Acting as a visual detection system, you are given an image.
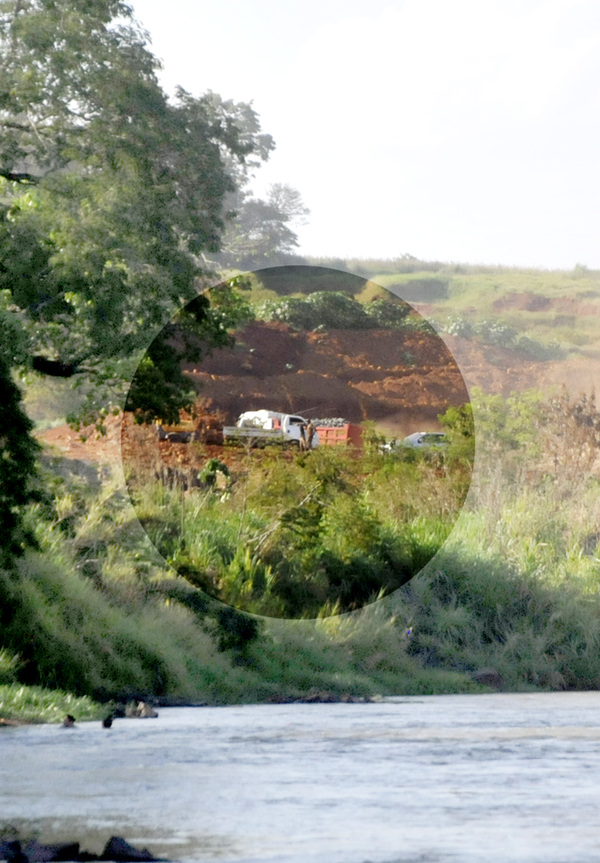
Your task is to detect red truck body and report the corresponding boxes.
[315,423,363,448]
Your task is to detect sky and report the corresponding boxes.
[130,0,600,269]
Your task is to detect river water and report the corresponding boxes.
[2,693,600,863]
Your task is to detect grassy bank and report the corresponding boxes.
[3,384,600,723]
[0,684,102,724]
[5,257,600,722]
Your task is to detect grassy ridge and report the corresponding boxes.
[305,256,600,353]
[4,260,600,721]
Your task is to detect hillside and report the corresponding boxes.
[361,262,600,396]
[183,319,469,435]
[36,303,596,466]
[13,260,600,713]
[36,259,600,466]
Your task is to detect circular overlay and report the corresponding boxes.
[122,265,474,620]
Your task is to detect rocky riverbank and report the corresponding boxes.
[0,836,165,863]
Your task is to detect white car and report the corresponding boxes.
[401,432,448,448]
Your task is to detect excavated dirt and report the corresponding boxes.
[36,316,600,466]
[39,413,125,465]
[182,321,469,429]
[441,335,600,397]
[492,291,600,317]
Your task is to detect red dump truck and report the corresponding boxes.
[313,421,363,448]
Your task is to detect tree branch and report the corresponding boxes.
[0,170,39,184]
[32,356,82,376]
[0,120,33,131]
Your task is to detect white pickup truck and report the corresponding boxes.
[223,410,319,448]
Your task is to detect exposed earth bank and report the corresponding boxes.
[37,317,598,463]
[181,321,469,431]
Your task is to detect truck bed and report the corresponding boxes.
[223,426,287,443]
[315,423,363,448]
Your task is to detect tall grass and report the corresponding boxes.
[0,684,102,723]
[125,441,469,619]
[5,382,600,722]
[0,648,21,684]
[377,388,600,690]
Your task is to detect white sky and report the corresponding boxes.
[130,0,600,269]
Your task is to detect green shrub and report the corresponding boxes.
[255,292,412,331]
[363,298,410,328]
[0,649,21,684]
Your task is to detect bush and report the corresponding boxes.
[363,298,410,328]
[0,649,21,684]
[436,316,564,360]
[256,292,412,331]
[441,315,474,338]
[214,605,262,653]
[256,292,369,330]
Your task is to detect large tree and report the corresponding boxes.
[0,0,273,354]
[217,182,310,269]
[0,0,274,557]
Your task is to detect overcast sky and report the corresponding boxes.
[130,0,600,269]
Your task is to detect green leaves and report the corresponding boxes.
[255,291,411,331]
[0,0,277,574]
[0,0,275,427]
[0,353,42,565]
[0,0,160,179]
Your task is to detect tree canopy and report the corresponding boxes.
[0,0,276,559]
[0,0,273,369]
[217,182,310,268]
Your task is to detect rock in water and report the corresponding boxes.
[101,836,158,862]
[22,840,80,862]
[0,836,167,863]
[472,667,505,690]
[0,840,28,863]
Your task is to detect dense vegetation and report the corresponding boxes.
[0,0,294,571]
[5,246,600,717]
[125,408,473,619]
[3,379,600,719]
[254,290,411,331]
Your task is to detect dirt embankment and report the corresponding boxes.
[183,321,469,430]
[442,335,600,397]
[37,314,597,465]
[492,291,600,317]
[411,292,600,397]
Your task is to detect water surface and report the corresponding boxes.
[3,692,600,862]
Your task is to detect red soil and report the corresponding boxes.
[36,317,599,466]
[182,321,468,429]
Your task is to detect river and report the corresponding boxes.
[2,692,600,863]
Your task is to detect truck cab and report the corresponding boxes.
[235,410,319,447]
